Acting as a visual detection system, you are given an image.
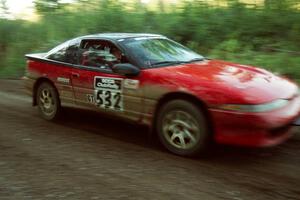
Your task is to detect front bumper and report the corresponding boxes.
[209,95,300,147]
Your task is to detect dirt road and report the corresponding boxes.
[0,80,299,200]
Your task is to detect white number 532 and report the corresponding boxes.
[95,90,123,111]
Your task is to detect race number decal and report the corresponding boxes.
[94,77,123,111]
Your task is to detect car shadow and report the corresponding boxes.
[54,107,300,162]
[56,107,154,148]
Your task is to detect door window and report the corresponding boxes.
[79,39,125,69]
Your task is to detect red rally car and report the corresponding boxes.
[25,33,300,156]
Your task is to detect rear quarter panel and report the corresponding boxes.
[26,56,75,105]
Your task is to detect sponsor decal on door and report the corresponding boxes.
[93,76,123,111]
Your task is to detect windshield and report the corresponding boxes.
[120,37,204,68]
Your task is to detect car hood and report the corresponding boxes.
[147,59,298,104]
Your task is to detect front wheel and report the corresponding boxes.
[156,100,211,156]
[36,82,61,121]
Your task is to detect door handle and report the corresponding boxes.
[71,72,80,78]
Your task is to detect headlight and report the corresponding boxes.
[218,99,289,112]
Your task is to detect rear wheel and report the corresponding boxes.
[156,100,210,156]
[36,82,61,121]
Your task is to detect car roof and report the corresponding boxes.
[78,33,164,41]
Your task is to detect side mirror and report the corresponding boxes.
[112,63,140,76]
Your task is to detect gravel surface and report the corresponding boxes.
[0,80,299,200]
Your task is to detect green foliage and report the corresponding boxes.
[0,0,299,81]
[34,0,61,14]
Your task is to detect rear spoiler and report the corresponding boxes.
[25,52,75,68]
[25,53,47,60]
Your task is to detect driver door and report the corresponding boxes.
[71,39,144,121]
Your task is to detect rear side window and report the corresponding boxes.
[47,39,80,64]
[65,40,80,64]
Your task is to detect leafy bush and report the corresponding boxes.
[0,0,299,82]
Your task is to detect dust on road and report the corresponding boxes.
[0,80,299,200]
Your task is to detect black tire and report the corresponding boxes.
[36,82,61,121]
[156,99,210,157]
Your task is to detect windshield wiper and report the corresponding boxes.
[151,61,184,67]
[150,58,205,67]
[185,58,205,63]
